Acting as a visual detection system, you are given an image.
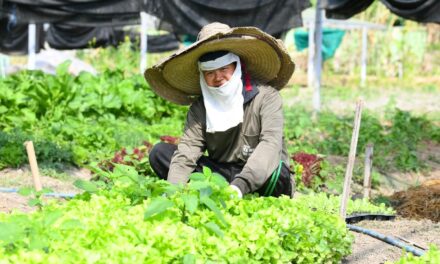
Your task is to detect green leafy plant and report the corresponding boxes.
[284,106,439,177]
[0,129,74,170]
[143,167,231,234]
[0,66,186,167]
[1,178,355,263]
[18,187,55,209]
[0,156,397,263]
[389,245,440,264]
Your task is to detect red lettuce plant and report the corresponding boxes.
[291,152,323,187]
[160,135,180,145]
[97,140,153,177]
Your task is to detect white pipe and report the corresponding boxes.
[361,27,368,87]
[313,2,324,114]
[140,11,148,74]
[307,21,315,88]
[28,23,36,70]
[0,55,9,77]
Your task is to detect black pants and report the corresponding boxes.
[149,142,294,197]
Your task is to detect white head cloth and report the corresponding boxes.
[199,52,243,133]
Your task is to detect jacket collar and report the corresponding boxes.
[242,78,259,104]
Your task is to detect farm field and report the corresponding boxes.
[1,10,440,261]
[0,63,439,262]
[2,0,440,261]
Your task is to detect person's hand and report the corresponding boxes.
[229,184,242,199]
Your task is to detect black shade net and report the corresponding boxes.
[1,0,142,26]
[321,0,374,20]
[144,0,311,37]
[0,18,44,54]
[46,24,125,49]
[46,24,179,52]
[380,0,440,23]
[321,0,440,23]
[2,0,438,54]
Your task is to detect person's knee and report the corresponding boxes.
[149,142,162,164]
[149,142,176,164]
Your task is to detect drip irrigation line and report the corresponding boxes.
[345,213,395,224]
[347,224,425,256]
[0,187,76,198]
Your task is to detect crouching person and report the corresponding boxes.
[145,22,295,198]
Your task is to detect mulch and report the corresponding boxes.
[389,179,440,222]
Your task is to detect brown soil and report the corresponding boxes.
[0,193,34,213]
[0,166,91,213]
[343,219,440,264]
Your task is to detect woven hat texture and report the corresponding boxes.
[144,22,295,105]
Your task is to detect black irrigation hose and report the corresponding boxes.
[345,213,395,224]
[347,224,425,256]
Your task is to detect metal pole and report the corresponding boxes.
[28,23,36,70]
[140,11,148,74]
[313,0,324,114]
[0,55,8,77]
[307,21,315,88]
[361,27,368,87]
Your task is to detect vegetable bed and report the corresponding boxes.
[0,166,392,263]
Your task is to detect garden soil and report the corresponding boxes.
[343,219,440,264]
[0,167,90,213]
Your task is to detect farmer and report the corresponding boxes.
[145,22,295,198]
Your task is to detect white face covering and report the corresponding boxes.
[199,52,244,133]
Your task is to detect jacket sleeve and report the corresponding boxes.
[167,102,206,184]
[231,88,284,194]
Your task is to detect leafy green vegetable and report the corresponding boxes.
[144,197,175,219]
[389,245,440,264]
[73,179,99,193]
[0,166,394,263]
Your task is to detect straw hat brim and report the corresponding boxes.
[144,27,295,105]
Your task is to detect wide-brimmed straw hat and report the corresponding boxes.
[144,22,295,105]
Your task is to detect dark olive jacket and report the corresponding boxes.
[167,84,289,194]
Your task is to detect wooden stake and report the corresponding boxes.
[24,141,42,191]
[363,143,374,199]
[395,235,428,251]
[340,100,363,218]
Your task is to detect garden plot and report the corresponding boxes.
[0,67,439,262]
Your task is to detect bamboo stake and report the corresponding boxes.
[363,143,374,199]
[24,141,42,191]
[340,100,363,218]
[395,235,428,251]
